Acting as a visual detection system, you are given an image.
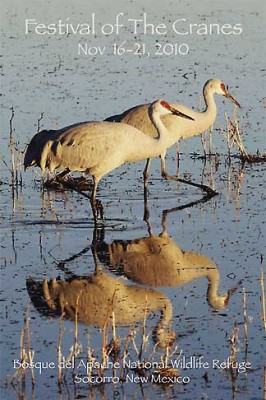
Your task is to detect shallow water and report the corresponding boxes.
[1,1,265,399]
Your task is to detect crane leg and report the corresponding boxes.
[143,158,151,221]
[143,158,151,190]
[161,156,171,181]
[56,168,71,179]
[143,191,155,236]
[143,179,150,223]
[91,178,98,223]
[176,142,180,173]
[90,177,104,223]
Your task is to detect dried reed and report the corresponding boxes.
[11,308,35,387]
[86,333,93,381]
[37,112,44,132]
[8,108,23,187]
[229,322,239,371]
[25,308,35,386]
[57,312,64,387]
[242,288,248,345]
[73,293,80,379]
[224,112,249,160]
[139,296,149,361]
[9,107,15,184]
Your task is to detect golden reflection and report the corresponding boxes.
[26,206,237,352]
[26,246,175,349]
[97,208,236,311]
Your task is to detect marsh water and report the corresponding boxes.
[1,0,265,399]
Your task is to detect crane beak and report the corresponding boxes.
[224,88,241,108]
[224,282,241,306]
[170,106,195,121]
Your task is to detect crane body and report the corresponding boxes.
[24,100,193,220]
[106,79,241,181]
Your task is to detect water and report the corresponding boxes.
[1,0,265,399]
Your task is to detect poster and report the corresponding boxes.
[1,0,265,399]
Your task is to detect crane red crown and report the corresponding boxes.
[220,83,226,92]
[160,100,171,109]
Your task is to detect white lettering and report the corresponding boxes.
[172,19,188,35]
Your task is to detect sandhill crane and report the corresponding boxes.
[106,79,240,188]
[26,250,175,348]
[97,207,237,310]
[103,235,230,310]
[24,100,193,221]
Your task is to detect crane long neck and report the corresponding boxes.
[126,107,172,163]
[206,267,225,309]
[203,87,217,118]
[207,268,220,296]
[149,110,168,142]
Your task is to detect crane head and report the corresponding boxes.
[220,82,241,107]
[155,100,194,120]
[206,79,241,108]
[208,281,240,310]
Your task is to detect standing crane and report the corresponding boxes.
[105,79,241,190]
[24,100,194,221]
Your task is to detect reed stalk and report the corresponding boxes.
[11,309,34,388]
[101,322,108,377]
[9,107,15,185]
[229,322,239,368]
[73,297,79,378]
[25,308,35,386]
[224,112,234,161]
[37,112,44,132]
[224,111,249,160]
[57,312,64,387]
[242,288,248,345]
[86,333,93,381]
[138,296,148,361]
